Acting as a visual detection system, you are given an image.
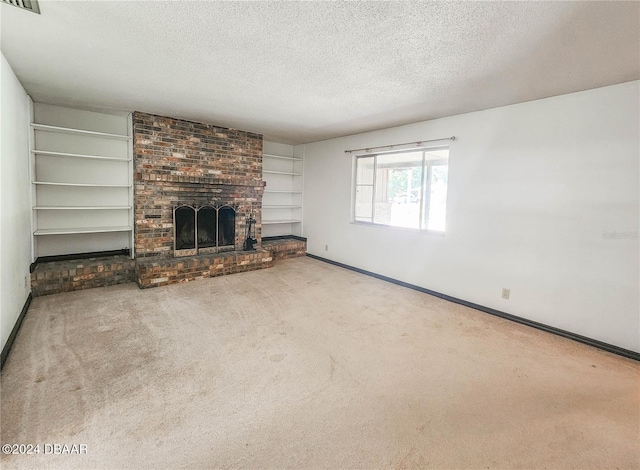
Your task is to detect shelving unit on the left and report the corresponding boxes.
[29,103,134,260]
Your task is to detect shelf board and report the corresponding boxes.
[32,150,130,162]
[31,123,131,141]
[263,153,303,161]
[263,171,303,176]
[33,182,130,188]
[263,205,302,209]
[262,219,302,225]
[34,226,133,236]
[34,206,132,210]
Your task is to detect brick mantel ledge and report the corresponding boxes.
[134,172,265,188]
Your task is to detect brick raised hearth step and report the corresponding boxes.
[261,237,307,260]
[29,241,303,295]
[135,249,274,288]
[31,255,136,297]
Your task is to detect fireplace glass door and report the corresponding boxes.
[174,205,236,256]
[175,206,196,251]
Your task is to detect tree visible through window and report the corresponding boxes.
[354,147,449,231]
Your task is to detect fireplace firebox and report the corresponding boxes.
[174,205,236,256]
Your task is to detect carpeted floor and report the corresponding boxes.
[1,257,638,469]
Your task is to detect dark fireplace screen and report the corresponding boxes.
[174,205,235,255]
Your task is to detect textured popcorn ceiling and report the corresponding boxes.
[1,1,638,144]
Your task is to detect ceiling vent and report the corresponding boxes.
[2,0,40,14]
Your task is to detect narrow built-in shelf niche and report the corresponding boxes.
[29,102,134,259]
[261,142,303,237]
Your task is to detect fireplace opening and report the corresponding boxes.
[175,206,196,250]
[218,206,235,247]
[197,206,217,248]
[174,205,236,256]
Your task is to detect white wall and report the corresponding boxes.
[1,52,32,352]
[298,81,640,353]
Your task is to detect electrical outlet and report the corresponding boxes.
[502,288,510,300]
[325,244,328,251]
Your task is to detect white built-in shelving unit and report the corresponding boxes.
[29,103,134,259]
[261,143,303,237]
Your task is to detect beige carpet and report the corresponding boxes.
[1,257,638,469]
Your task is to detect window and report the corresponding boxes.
[354,147,449,231]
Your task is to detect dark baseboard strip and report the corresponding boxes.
[31,249,131,272]
[262,235,307,242]
[1,293,33,371]
[306,253,640,362]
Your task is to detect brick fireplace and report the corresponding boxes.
[132,112,273,287]
[30,111,307,297]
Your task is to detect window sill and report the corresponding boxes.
[351,220,445,236]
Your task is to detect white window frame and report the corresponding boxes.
[351,145,450,233]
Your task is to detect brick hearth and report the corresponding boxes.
[262,237,307,260]
[31,256,136,296]
[30,236,307,296]
[136,250,273,288]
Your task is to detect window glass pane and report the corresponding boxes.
[353,147,449,231]
[422,155,449,231]
[356,156,375,185]
[355,185,373,221]
[355,156,375,221]
[424,148,449,161]
[374,151,422,229]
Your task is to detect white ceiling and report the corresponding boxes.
[2,1,638,145]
